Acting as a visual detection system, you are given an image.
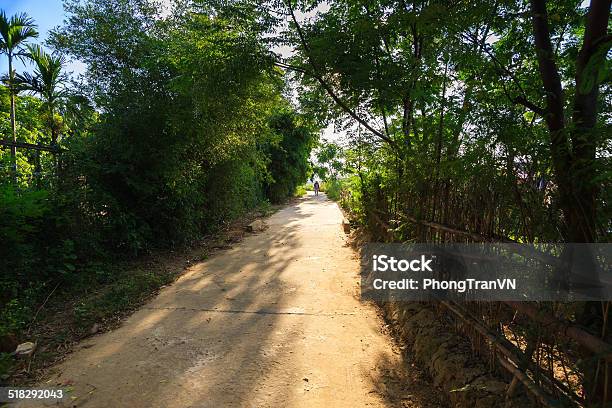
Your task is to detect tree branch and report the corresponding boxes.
[273,60,311,75]
[529,0,566,132]
[512,95,547,116]
[463,31,547,118]
[283,0,396,148]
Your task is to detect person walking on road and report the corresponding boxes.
[314,181,320,196]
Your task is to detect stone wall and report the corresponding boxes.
[381,301,534,408]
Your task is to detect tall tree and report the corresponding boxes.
[15,45,67,145]
[0,10,38,179]
[529,0,611,243]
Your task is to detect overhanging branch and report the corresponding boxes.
[462,32,547,118]
[283,0,397,148]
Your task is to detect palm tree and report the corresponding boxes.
[0,10,38,177]
[15,45,67,145]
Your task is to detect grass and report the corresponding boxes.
[72,268,175,327]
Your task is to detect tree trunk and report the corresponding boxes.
[529,0,575,238]
[402,94,413,143]
[8,53,18,184]
[530,0,610,243]
[530,0,611,402]
[571,0,611,403]
[568,0,611,243]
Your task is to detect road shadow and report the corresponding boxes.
[36,200,314,407]
[25,193,439,408]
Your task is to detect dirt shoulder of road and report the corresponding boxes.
[6,199,291,387]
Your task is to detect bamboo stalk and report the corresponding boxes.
[497,355,556,408]
[441,300,584,406]
[506,302,612,363]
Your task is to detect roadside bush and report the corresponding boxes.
[266,110,316,203]
[321,179,342,201]
[294,184,307,197]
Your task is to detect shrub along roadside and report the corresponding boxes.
[294,185,307,197]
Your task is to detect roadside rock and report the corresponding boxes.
[342,218,351,234]
[15,342,36,358]
[246,219,266,232]
[90,323,100,335]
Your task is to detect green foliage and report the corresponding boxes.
[14,44,68,143]
[320,179,342,201]
[294,184,307,197]
[0,352,12,378]
[266,109,317,203]
[0,186,49,289]
[313,141,343,181]
[0,11,38,55]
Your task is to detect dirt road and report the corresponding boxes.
[24,192,444,407]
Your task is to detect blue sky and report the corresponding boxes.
[0,0,85,76]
